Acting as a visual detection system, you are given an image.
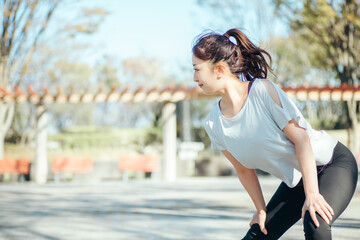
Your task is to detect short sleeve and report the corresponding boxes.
[258,80,310,131]
[204,119,226,150]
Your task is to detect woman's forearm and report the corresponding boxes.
[221,150,266,213]
[295,139,319,195]
[237,169,267,212]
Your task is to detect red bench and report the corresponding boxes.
[118,155,159,180]
[0,158,30,181]
[52,156,93,182]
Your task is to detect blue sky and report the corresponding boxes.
[76,0,200,62]
[44,0,289,129]
[58,0,287,77]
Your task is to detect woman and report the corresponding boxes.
[192,28,358,239]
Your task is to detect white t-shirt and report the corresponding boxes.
[204,79,338,188]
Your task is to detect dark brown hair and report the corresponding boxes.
[192,28,272,81]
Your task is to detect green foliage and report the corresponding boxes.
[193,126,211,147]
[48,125,162,149]
[274,0,360,85]
[274,0,360,152]
[144,127,162,145]
[307,118,348,130]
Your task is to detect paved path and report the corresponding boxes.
[0,176,359,240]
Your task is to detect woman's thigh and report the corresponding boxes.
[303,142,358,239]
[242,182,305,240]
[317,142,358,221]
[242,142,358,240]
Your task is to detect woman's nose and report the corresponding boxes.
[193,72,198,82]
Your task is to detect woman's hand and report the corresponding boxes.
[302,193,334,227]
[250,209,268,235]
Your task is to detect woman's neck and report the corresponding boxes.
[220,78,248,106]
[218,77,250,118]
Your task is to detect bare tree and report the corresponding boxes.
[0,0,61,158]
[0,0,109,157]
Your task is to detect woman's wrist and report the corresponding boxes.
[305,191,320,198]
[304,183,320,196]
[257,208,267,214]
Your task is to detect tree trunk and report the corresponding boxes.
[346,99,360,155]
[0,102,15,159]
[348,124,360,156]
[34,104,48,184]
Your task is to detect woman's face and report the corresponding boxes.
[192,54,221,95]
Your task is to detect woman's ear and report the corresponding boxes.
[215,62,226,79]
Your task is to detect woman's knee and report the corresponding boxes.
[303,211,331,240]
[242,224,267,240]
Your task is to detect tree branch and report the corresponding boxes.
[16,1,59,86]
[8,0,22,53]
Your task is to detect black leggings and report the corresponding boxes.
[242,142,358,240]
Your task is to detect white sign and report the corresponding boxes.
[178,141,204,161]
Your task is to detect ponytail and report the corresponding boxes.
[192,28,272,81]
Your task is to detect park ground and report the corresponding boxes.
[0,175,359,240]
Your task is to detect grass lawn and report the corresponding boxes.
[3,129,357,162]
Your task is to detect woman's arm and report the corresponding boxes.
[221,150,267,234]
[283,120,334,227]
[262,79,334,227]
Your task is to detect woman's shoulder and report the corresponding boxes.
[203,100,221,128]
[251,79,282,102]
[252,78,274,90]
[249,78,270,97]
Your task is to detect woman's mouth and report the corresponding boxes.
[198,83,204,88]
